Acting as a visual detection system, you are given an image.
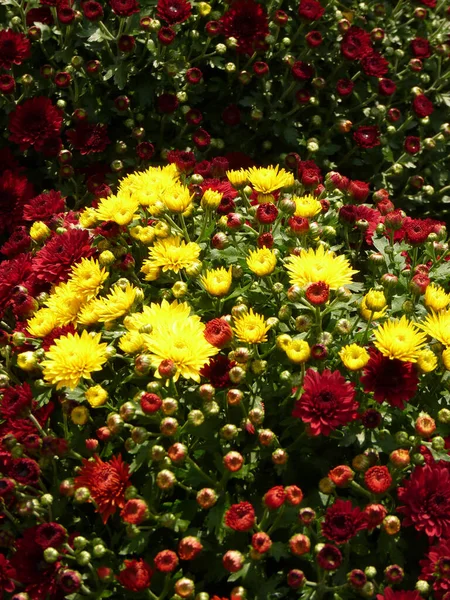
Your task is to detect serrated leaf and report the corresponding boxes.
[269,541,288,562]
[114,62,128,90]
[119,531,150,554]
[382,146,394,163]
[227,562,250,582]
[283,125,298,146]
[87,29,105,42]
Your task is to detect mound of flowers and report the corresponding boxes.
[1,158,450,599]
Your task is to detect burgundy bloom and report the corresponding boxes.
[200,355,235,388]
[117,559,153,591]
[0,74,15,95]
[0,29,31,70]
[157,0,191,24]
[8,97,63,153]
[253,60,269,76]
[378,78,397,96]
[136,141,155,161]
[316,545,342,570]
[298,0,324,20]
[361,408,382,429]
[291,61,314,81]
[23,190,65,222]
[117,34,135,52]
[221,0,269,55]
[256,202,278,224]
[192,128,211,149]
[360,348,418,409]
[264,486,286,509]
[296,89,311,104]
[58,7,75,23]
[411,37,431,59]
[412,94,434,118]
[224,501,255,531]
[341,26,372,61]
[365,465,392,494]
[109,0,140,17]
[0,253,35,318]
[361,51,389,77]
[211,157,229,178]
[420,537,450,599]
[0,382,33,419]
[154,550,179,572]
[75,454,131,523]
[26,6,54,25]
[404,136,421,154]
[0,226,31,258]
[185,67,203,84]
[10,457,41,485]
[306,30,323,47]
[292,369,359,436]
[298,159,322,186]
[82,0,104,20]
[353,125,381,148]
[305,281,329,305]
[66,122,110,155]
[322,499,367,544]
[336,78,354,97]
[157,92,179,114]
[377,591,420,600]
[398,462,450,539]
[0,553,16,597]
[222,104,241,126]
[35,522,66,549]
[167,149,195,173]
[403,217,444,245]
[347,180,371,203]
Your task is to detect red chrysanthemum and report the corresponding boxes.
[298,0,324,20]
[360,348,418,409]
[140,393,162,414]
[336,78,355,97]
[378,78,397,96]
[322,499,368,544]
[0,253,35,318]
[412,94,434,118]
[121,499,149,524]
[264,486,286,509]
[0,382,33,419]
[82,0,104,20]
[0,29,31,70]
[200,355,236,388]
[0,226,31,258]
[75,454,131,523]
[0,169,35,235]
[420,537,450,599]
[404,136,421,155]
[291,60,314,81]
[376,590,421,600]
[361,51,389,77]
[204,318,233,348]
[364,465,392,494]
[305,281,329,305]
[32,228,95,285]
[298,159,322,185]
[398,462,450,539]
[348,180,371,203]
[157,93,179,114]
[0,553,16,597]
[35,522,66,549]
[316,544,342,570]
[109,0,140,17]
[8,97,63,153]
[41,324,76,351]
[157,0,191,24]
[178,536,203,560]
[154,550,179,572]
[353,125,381,148]
[66,122,110,155]
[221,0,269,55]
[9,457,41,485]
[117,559,153,591]
[224,501,256,531]
[292,369,359,436]
[23,190,65,222]
[256,202,278,224]
[411,37,431,59]
[341,26,372,61]
[402,217,444,246]
[26,6,54,25]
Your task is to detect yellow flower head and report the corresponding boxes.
[285,339,310,364]
[45,282,84,326]
[125,300,193,333]
[293,194,322,219]
[227,169,249,189]
[41,330,108,389]
[373,316,427,362]
[201,189,223,210]
[424,283,450,312]
[95,283,138,325]
[246,247,277,277]
[119,330,145,354]
[360,297,387,322]
[339,344,370,371]
[69,258,108,303]
[27,308,58,337]
[201,266,233,297]
[95,190,139,226]
[141,263,161,282]
[145,236,201,274]
[364,289,387,312]
[77,299,101,326]
[78,207,98,229]
[71,406,90,425]
[285,245,358,290]
[197,1,211,16]
[135,226,156,245]
[30,221,51,242]
[85,384,109,407]
[119,164,179,215]
[442,348,450,370]
[247,165,294,196]
[164,182,194,214]
[416,348,438,373]
[233,308,271,344]
[419,310,450,346]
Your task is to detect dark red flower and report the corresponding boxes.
[305,281,329,305]
[296,89,311,104]
[222,104,241,126]
[200,355,235,388]
[0,253,35,318]
[109,0,140,17]
[341,26,372,61]
[118,34,135,53]
[398,462,450,539]
[0,553,16,597]
[322,499,367,544]
[221,0,269,55]
[210,157,229,178]
[10,457,41,485]
[41,324,76,351]
[0,226,31,258]
[336,78,355,97]
[8,97,63,153]
[121,498,149,524]
[82,0,104,20]
[158,26,176,45]
[292,369,359,436]
[26,6,54,25]
[58,7,75,23]
[361,51,389,77]
[403,217,443,245]
[66,122,110,155]
[154,550,179,572]
[23,190,65,222]
[0,29,31,70]
[192,128,211,149]
[316,545,342,570]
[35,523,66,549]
[204,319,233,348]
[256,202,278,224]
[253,60,269,76]
[117,559,153,591]
[289,215,309,234]
[298,160,322,185]
[0,382,33,419]
[298,0,324,20]
[404,136,421,154]
[347,180,371,203]
[252,532,272,553]
[136,142,155,161]
[140,393,162,414]
[353,125,381,148]
[378,78,397,96]
[264,486,286,509]
[376,591,420,600]
[412,94,434,118]
[411,37,431,59]
[157,0,191,24]
[361,408,382,429]
[417,0,435,6]
[33,228,94,285]
[185,67,202,84]
[420,537,450,599]
[0,74,15,94]
[157,92,179,114]
[75,455,131,523]
[306,30,323,47]
[225,501,255,531]
[291,61,314,81]
[365,465,392,493]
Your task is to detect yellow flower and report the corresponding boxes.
[201,189,223,210]
[41,330,108,389]
[45,282,84,326]
[339,344,370,371]
[95,283,138,324]
[164,182,194,213]
[125,300,193,332]
[419,310,450,346]
[140,263,161,282]
[247,166,294,201]
[293,194,322,219]
[77,300,101,326]
[78,207,98,229]
[99,250,115,266]
[69,258,108,303]
[285,245,358,290]
[285,339,310,364]
[201,266,233,297]
[424,283,450,312]
[233,308,271,344]
[136,226,156,245]
[364,289,387,312]
[119,330,145,354]
[29,221,51,242]
[27,308,58,337]
[442,348,450,370]
[198,1,211,16]
[145,236,201,274]
[85,385,108,407]
[360,297,387,322]
[227,169,249,189]
[119,164,179,215]
[416,348,438,373]
[17,351,38,371]
[71,406,89,425]
[246,247,277,277]
[373,316,427,362]
[95,190,139,226]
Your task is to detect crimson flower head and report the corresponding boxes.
[256,202,278,224]
[379,78,397,96]
[23,190,65,222]
[353,125,381,148]
[322,499,368,544]
[157,0,192,24]
[264,486,286,509]
[347,180,370,203]
[200,355,235,388]
[305,281,329,306]
[8,97,63,153]
[376,590,421,600]
[292,369,359,436]
[224,501,255,531]
[204,318,233,348]
[121,499,149,524]
[336,78,355,97]
[291,61,314,81]
[364,466,392,494]
[0,553,16,597]
[154,550,179,572]
[361,51,389,77]
[404,136,421,154]
[66,122,110,155]
[298,0,325,20]
[0,382,33,419]
[109,0,140,17]
[412,94,434,118]
[35,522,66,549]
[411,37,431,59]
[341,26,372,61]
[420,537,450,599]
[316,544,342,570]
[221,0,269,55]
[75,454,131,523]
[0,29,31,70]
[117,559,153,591]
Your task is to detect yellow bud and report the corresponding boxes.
[85,385,109,408]
[198,1,211,16]
[364,289,387,312]
[17,351,38,372]
[71,406,90,425]
[99,250,115,266]
[29,221,51,242]
[201,189,223,210]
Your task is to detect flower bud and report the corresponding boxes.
[196,488,217,509]
[156,469,176,490]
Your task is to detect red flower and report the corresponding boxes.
[75,454,131,523]
[289,215,309,234]
[136,141,155,160]
[117,559,153,591]
[364,503,387,529]
[420,537,450,599]
[225,501,256,531]
[322,499,368,544]
[361,51,389,77]
[157,92,179,113]
[204,318,233,348]
[82,0,104,20]
[192,128,211,149]
[306,30,323,47]
[404,136,421,154]
[1,226,31,258]
[316,545,342,570]
[341,26,372,61]
[109,0,140,17]
[403,217,443,245]
[33,228,94,285]
[66,122,110,155]
[305,281,329,305]
[0,553,16,597]
[121,499,149,524]
[158,26,176,45]
[285,485,303,505]
[35,522,66,549]
[8,97,62,153]
[140,393,162,414]
[329,465,354,487]
[264,486,286,509]
[360,348,418,409]
[0,382,33,419]
[378,78,397,96]
[0,29,30,70]
[291,61,314,81]
[154,550,179,572]
[200,356,235,388]
[0,74,15,94]
[23,190,65,222]
[157,0,191,24]
[376,590,420,600]
[10,457,41,485]
[364,465,392,494]
[167,149,195,173]
[298,0,325,20]
[412,94,434,118]
[411,37,431,59]
[353,125,381,148]
[256,203,278,224]
[292,369,359,436]
[41,324,76,351]
[178,536,203,560]
[336,78,354,97]
[347,180,371,203]
[252,532,272,553]
[0,253,35,319]
[222,104,241,126]
[398,463,450,539]
[221,0,269,55]
[258,232,274,248]
[26,6,54,25]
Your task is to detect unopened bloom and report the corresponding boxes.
[201,266,232,297]
[339,344,370,371]
[246,247,277,276]
[85,385,108,407]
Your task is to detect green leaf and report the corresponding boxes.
[227,562,250,582]
[87,29,105,42]
[119,531,150,554]
[283,125,299,146]
[382,146,394,163]
[114,63,128,90]
[270,541,288,562]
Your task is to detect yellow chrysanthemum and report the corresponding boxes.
[41,330,108,389]
[95,283,138,324]
[373,316,427,362]
[227,169,249,189]
[360,297,387,322]
[145,236,201,274]
[364,289,387,312]
[119,330,145,354]
[233,308,271,344]
[125,300,193,332]
[76,299,101,326]
[416,348,438,373]
[164,182,194,213]
[95,190,139,226]
[45,282,84,326]
[201,189,223,210]
[135,226,156,245]
[246,247,277,277]
[69,258,108,303]
[85,384,109,407]
[285,245,358,290]
[78,207,98,229]
[247,165,294,197]
[27,308,59,337]
[424,283,450,312]
[293,194,322,219]
[419,310,450,346]
[339,344,370,371]
[442,348,450,370]
[119,164,179,215]
[142,317,218,383]
[141,263,161,282]
[201,266,233,297]
[285,339,310,364]
[71,406,90,425]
